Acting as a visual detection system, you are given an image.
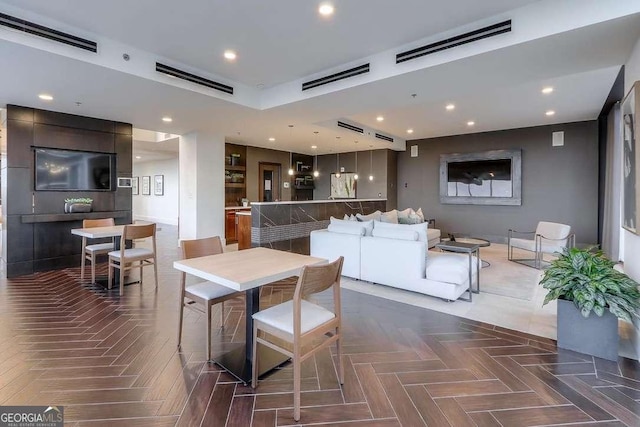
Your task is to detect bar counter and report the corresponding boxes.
[250,198,386,254]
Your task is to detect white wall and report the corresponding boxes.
[623,36,640,359]
[133,158,179,225]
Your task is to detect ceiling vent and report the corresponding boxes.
[302,64,370,91]
[337,121,364,134]
[396,20,511,64]
[375,133,394,143]
[156,62,234,95]
[0,12,97,52]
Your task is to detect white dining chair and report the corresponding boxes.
[108,223,158,296]
[81,218,115,284]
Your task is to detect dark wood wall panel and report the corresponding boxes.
[3,105,132,277]
[33,123,115,152]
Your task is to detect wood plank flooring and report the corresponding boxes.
[1,226,639,426]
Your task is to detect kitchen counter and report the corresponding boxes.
[225,206,251,210]
[251,198,385,206]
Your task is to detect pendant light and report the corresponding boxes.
[369,146,374,181]
[354,149,359,180]
[335,152,341,178]
[313,131,320,177]
[288,124,294,175]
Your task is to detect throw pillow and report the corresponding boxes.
[380,209,399,224]
[399,213,423,224]
[356,211,381,222]
[396,208,412,222]
[372,227,419,241]
[327,223,365,236]
[416,207,425,222]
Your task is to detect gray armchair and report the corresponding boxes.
[508,221,575,269]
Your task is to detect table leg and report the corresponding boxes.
[245,287,260,367]
[475,248,480,293]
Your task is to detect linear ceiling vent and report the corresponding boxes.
[396,20,511,64]
[375,133,394,143]
[302,64,370,91]
[0,12,97,52]
[337,121,364,134]
[156,62,234,95]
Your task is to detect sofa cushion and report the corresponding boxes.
[372,227,418,241]
[356,211,381,222]
[380,209,399,224]
[342,213,357,221]
[426,252,477,285]
[374,220,430,243]
[427,228,441,243]
[327,223,365,236]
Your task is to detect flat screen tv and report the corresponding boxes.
[34,147,116,191]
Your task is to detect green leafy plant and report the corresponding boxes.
[64,197,93,204]
[540,247,640,322]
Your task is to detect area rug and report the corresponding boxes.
[457,243,543,301]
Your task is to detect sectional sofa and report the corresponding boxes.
[310,218,479,301]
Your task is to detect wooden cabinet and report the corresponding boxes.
[225,143,247,207]
[237,212,251,250]
[225,210,237,243]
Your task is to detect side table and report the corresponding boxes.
[435,241,480,302]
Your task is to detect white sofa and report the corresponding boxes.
[310,220,478,301]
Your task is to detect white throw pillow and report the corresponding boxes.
[397,208,412,222]
[374,220,428,243]
[327,223,365,236]
[380,210,399,224]
[356,211,381,222]
[415,208,425,222]
[343,214,357,221]
[372,227,418,241]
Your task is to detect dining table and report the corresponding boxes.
[173,247,326,384]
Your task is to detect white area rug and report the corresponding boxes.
[469,243,543,301]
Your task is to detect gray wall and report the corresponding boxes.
[314,149,395,208]
[397,121,599,244]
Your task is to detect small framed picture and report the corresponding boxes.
[132,177,139,195]
[154,175,164,196]
[142,176,151,195]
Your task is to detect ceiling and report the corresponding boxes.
[0,1,639,156]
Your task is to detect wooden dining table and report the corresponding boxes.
[173,247,326,383]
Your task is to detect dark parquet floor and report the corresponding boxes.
[1,225,639,426]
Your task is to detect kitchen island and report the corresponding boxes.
[250,199,386,254]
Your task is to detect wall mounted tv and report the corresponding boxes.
[34,147,116,191]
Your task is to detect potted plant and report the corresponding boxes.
[540,247,640,361]
[64,197,93,213]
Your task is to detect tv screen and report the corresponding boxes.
[34,148,115,191]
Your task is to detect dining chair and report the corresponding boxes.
[81,218,115,284]
[508,221,575,269]
[251,256,344,422]
[108,223,158,296]
[177,236,244,361]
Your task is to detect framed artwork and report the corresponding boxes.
[131,177,139,195]
[622,81,639,234]
[142,176,151,195]
[330,173,357,199]
[154,175,164,196]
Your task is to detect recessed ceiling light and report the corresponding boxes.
[38,94,53,101]
[407,129,414,134]
[311,145,317,149]
[545,110,556,116]
[376,116,384,122]
[162,117,172,123]
[542,87,554,94]
[318,3,334,16]
[135,156,141,159]
[224,50,237,60]
[268,137,275,142]
[446,104,455,111]
[467,121,475,126]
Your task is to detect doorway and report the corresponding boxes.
[259,162,281,202]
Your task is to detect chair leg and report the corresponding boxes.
[107,261,113,290]
[119,265,125,297]
[81,252,86,281]
[140,261,144,285]
[336,328,344,385]
[293,347,301,421]
[177,296,185,350]
[153,257,159,290]
[251,323,258,389]
[206,302,212,362]
[91,253,96,284]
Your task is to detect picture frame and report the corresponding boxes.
[132,176,139,195]
[154,175,164,196]
[622,81,639,235]
[142,176,151,195]
[330,173,357,199]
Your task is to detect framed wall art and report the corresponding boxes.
[132,176,139,195]
[154,175,164,196]
[142,176,151,195]
[330,173,357,199]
